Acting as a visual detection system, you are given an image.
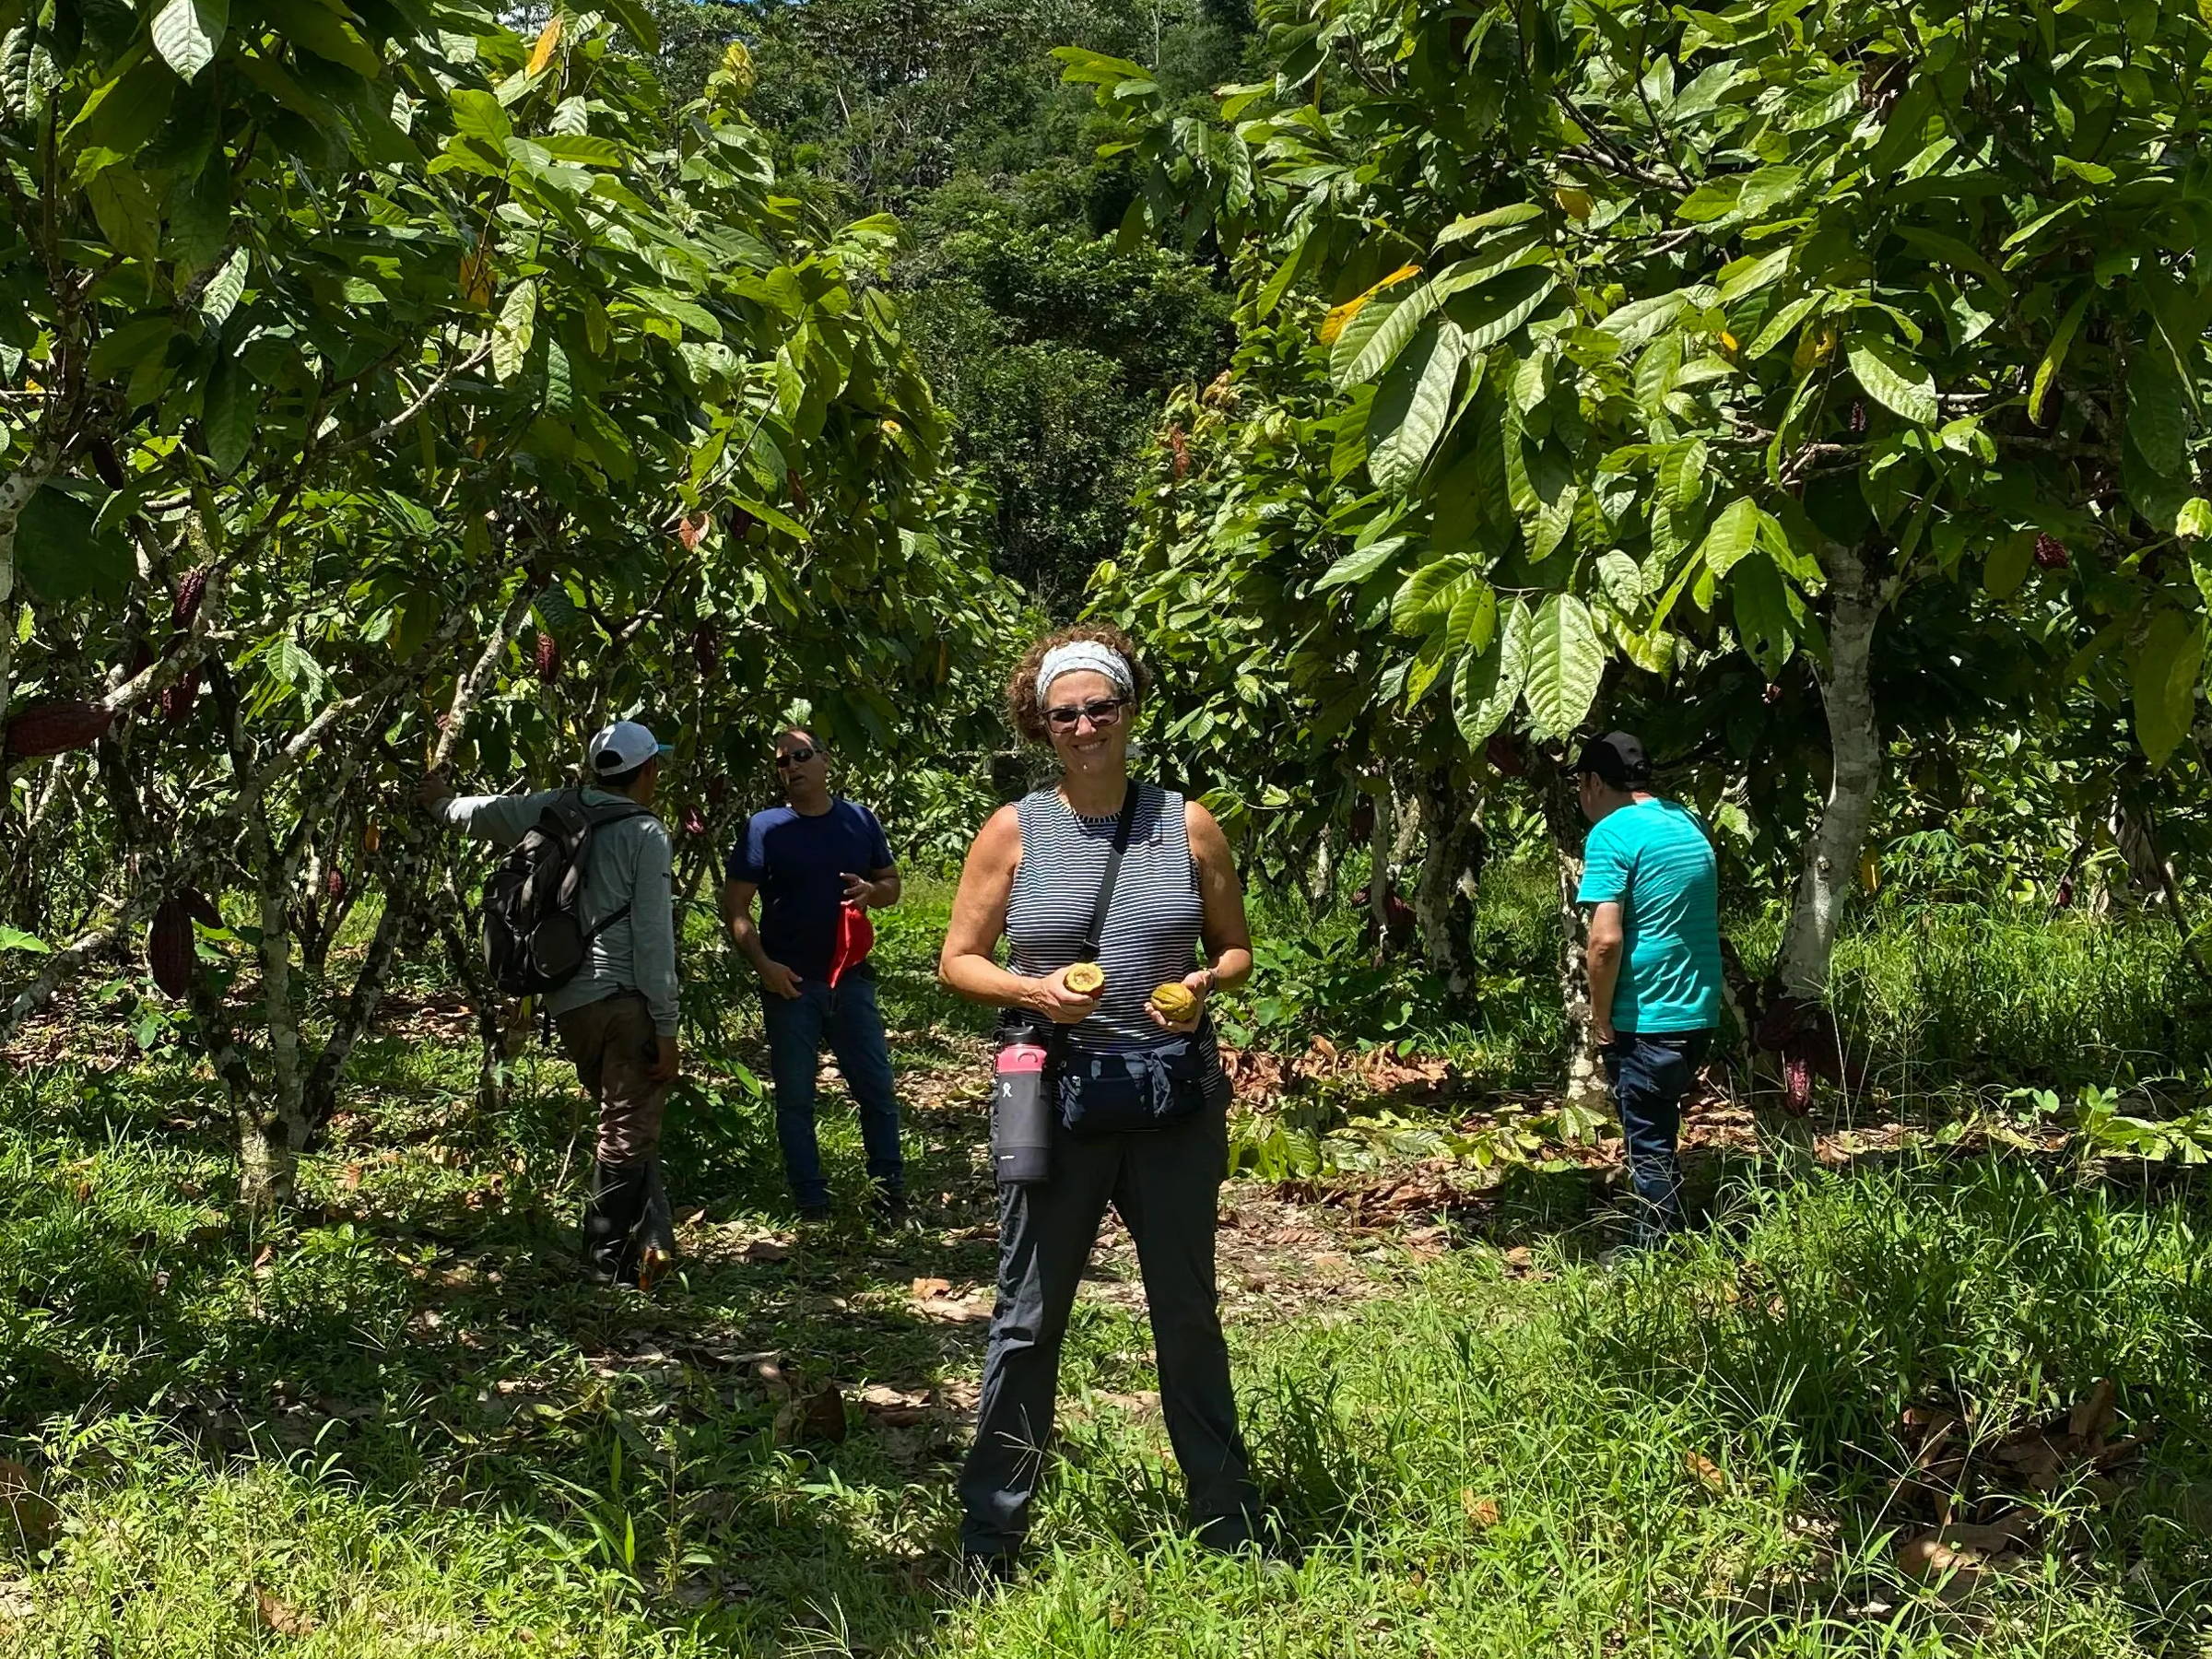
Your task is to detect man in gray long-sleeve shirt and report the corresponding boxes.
[418,719,683,1285]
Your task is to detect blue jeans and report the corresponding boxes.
[1599,1030,1712,1247]
[759,967,903,1208]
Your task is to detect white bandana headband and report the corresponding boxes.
[1035,641,1134,706]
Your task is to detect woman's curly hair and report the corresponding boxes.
[1005,622,1152,747]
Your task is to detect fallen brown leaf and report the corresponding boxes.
[253,1586,319,1635]
[913,1294,993,1324]
[740,1239,790,1265]
[1460,1488,1500,1528]
[2068,1378,2116,1450]
[911,1277,951,1298]
[1684,1452,1727,1493]
[773,1383,848,1445]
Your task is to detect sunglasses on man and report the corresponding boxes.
[1043,697,1129,731]
[774,747,820,767]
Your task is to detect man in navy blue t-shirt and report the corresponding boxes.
[724,727,905,1220]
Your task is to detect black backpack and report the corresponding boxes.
[482,789,650,995]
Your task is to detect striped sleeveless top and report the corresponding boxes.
[1006,782,1205,1054]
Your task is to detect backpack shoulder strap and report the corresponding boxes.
[1077,782,1142,963]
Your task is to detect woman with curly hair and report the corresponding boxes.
[938,622,1261,1577]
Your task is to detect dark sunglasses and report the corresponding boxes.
[1043,697,1129,731]
[774,747,819,767]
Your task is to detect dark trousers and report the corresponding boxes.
[759,966,903,1209]
[1599,1029,1712,1246]
[959,1103,1258,1556]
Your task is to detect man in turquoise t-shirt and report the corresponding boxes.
[1571,732,1722,1247]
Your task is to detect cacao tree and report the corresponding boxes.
[0,0,1015,1208]
[1069,0,2212,1061]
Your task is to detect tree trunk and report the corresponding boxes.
[1774,538,1882,1004]
[1539,771,1608,1112]
[1366,780,1394,962]
[1413,767,1483,1003]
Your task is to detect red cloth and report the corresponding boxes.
[827,902,875,986]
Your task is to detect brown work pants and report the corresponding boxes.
[556,992,669,1164]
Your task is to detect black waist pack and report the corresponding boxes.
[1055,1025,1229,1137]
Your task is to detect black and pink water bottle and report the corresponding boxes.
[993,1019,1053,1186]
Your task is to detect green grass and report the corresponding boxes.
[4,1089,2208,1655]
[4,874,2211,1654]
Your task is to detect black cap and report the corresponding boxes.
[1567,731,1651,788]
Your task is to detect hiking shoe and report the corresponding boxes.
[870,1188,909,1222]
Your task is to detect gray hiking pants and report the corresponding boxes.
[958,1102,1259,1555]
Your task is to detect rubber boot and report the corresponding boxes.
[581,1160,651,1284]
[635,1161,677,1290]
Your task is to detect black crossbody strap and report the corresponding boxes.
[1078,782,1141,962]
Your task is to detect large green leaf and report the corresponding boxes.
[151,0,227,81]
[1391,554,1477,633]
[16,484,132,605]
[1523,593,1604,738]
[1453,597,1530,746]
[492,279,537,382]
[2133,608,2205,770]
[1729,550,1795,677]
[2128,349,2190,480]
[1846,332,1937,427]
[1336,284,1442,388]
[1312,535,1408,592]
[202,352,253,475]
[265,0,381,76]
[1366,322,1463,493]
[1698,496,1761,578]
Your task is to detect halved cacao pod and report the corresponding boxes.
[1065,962,1106,997]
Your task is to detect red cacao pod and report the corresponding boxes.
[125,643,156,679]
[1486,732,1526,778]
[171,567,210,631]
[692,623,720,677]
[535,632,560,685]
[681,806,707,837]
[2033,533,2069,570]
[727,507,758,541]
[705,773,729,807]
[4,700,114,759]
[326,868,347,903]
[161,669,199,724]
[147,898,196,998]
